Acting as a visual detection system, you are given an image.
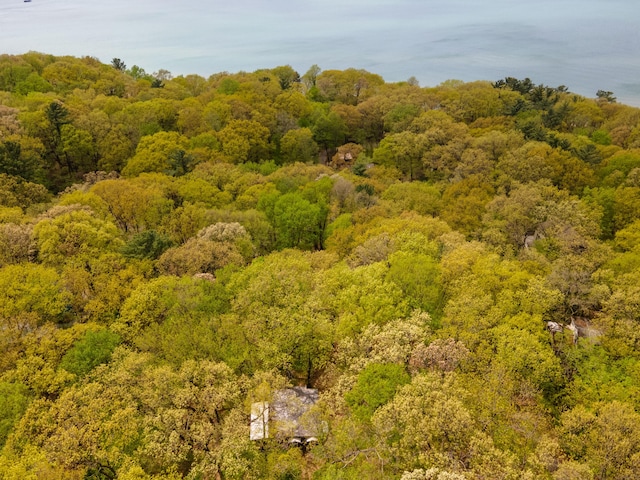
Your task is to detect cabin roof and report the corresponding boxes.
[250,387,319,441]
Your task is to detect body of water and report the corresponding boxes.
[1,0,639,106]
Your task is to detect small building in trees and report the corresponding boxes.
[330,143,363,169]
[250,387,321,445]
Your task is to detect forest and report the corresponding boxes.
[1,52,640,479]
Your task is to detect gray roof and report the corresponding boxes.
[250,387,320,441]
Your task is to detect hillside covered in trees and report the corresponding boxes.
[2,52,640,479]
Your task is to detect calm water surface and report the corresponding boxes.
[1,0,639,106]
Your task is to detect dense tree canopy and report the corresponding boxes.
[1,53,640,479]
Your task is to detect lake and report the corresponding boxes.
[1,0,639,106]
